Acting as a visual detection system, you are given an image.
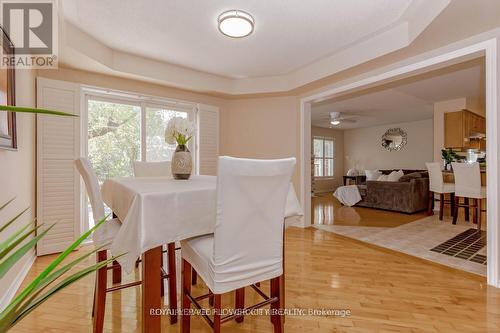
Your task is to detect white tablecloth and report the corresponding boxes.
[101,175,302,272]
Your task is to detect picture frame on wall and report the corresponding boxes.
[0,25,16,150]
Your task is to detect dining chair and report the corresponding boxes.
[451,162,486,230]
[133,160,171,177]
[180,156,295,333]
[76,158,177,332]
[426,162,455,220]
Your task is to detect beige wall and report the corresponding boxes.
[311,126,344,192]
[221,96,300,188]
[344,119,434,172]
[0,68,37,306]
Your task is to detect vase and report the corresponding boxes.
[172,144,192,179]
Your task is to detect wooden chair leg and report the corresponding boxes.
[209,290,214,306]
[439,193,444,220]
[472,199,478,224]
[167,242,178,324]
[477,199,482,231]
[213,294,222,333]
[450,193,455,218]
[181,259,192,333]
[235,288,245,323]
[191,269,198,285]
[427,191,434,215]
[464,197,470,221]
[112,260,122,284]
[270,276,283,333]
[453,196,459,225]
[93,250,107,333]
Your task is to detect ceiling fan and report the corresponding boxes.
[328,111,357,126]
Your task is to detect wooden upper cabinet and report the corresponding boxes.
[444,111,465,149]
[444,110,486,150]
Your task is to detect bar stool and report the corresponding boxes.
[181,156,295,333]
[76,158,178,333]
[451,162,486,230]
[426,162,455,220]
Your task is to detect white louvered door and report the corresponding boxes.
[196,104,219,175]
[36,77,81,256]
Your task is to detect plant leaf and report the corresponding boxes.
[12,258,117,327]
[0,222,38,261]
[0,224,53,279]
[0,198,15,211]
[0,105,77,117]
[0,207,29,233]
[1,215,109,316]
[17,245,110,312]
[29,244,107,296]
[0,221,33,253]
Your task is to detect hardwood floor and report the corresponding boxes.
[9,227,500,333]
[313,193,427,227]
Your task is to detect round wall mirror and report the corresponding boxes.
[381,128,407,151]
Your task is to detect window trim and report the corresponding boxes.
[313,136,335,178]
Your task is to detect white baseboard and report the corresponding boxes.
[0,252,36,311]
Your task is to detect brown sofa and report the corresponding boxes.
[355,169,429,214]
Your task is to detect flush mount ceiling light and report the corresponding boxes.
[218,10,254,38]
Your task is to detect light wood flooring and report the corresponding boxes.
[313,193,428,227]
[9,227,500,333]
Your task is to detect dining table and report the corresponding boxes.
[101,175,302,332]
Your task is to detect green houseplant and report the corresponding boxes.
[441,148,462,170]
[0,106,118,332]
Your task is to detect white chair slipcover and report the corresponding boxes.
[451,162,486,199]
[133,161,171,177]
[75,157,121,248]
[181,156,295,294]
[426,162,455,194]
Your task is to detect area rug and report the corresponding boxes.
[314,215,487,276]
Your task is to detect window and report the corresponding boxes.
[85,94,193,229]
[86,99,192,183]
[313,136,334,177]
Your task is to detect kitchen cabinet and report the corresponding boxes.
[444,109,486,150]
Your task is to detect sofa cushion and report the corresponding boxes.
[377,174,389,181]
[365,169,382,181]
[387,170,404,182]
[357,185,367,196]
[399,172,422,182]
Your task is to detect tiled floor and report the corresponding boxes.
[313,194,487,276]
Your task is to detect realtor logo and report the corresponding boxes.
[0,0,58,68]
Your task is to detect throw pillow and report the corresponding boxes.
[365,169,382,181]
[387,170,404,182]
[377,174,389,181]
[399,172,422,182]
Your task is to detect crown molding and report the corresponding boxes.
[59,0,450,96]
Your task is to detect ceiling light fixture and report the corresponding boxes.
[218,10,254,38]
[330,120,340,125]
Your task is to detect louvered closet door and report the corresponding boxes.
[196,104,219,175]
[36,78,81,256]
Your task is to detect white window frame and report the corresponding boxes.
[313,136,335,179]
[80,88,197,233]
